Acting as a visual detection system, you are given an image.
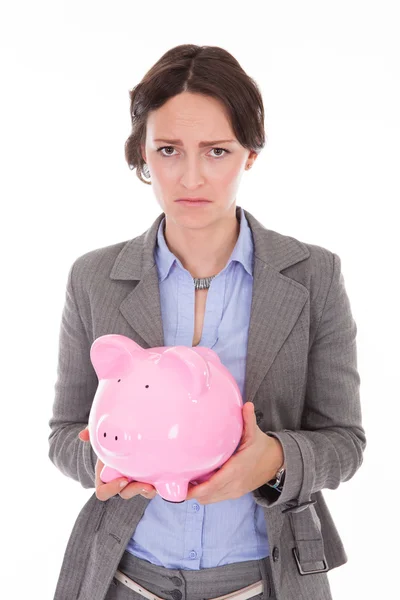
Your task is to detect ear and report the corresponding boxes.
[247,150,258,167]
[158,346,211,398]
[90,334,144,379]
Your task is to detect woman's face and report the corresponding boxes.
[141,91,257,230]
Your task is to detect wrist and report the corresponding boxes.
[265,435,285,489]
[271,436,285,471]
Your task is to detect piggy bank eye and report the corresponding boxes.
[145,385,149,388]
[117,379,121,382]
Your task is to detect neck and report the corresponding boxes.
[163,209,240,278]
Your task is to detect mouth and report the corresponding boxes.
[175,198,212,206]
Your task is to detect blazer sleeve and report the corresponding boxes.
[48,259,98,489]
[253,252,367,509]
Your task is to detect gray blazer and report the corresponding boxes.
[48,207,366,600]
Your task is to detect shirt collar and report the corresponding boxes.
[155,206,254,282]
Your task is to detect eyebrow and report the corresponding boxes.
[154,138,236,147]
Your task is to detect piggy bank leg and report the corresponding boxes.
[100,465,133,484]
[154,480,189,503]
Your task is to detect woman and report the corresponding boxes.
[49,44,366,600]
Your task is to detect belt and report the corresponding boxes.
[114,569,264,600]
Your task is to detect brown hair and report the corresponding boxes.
[124,44,266,185]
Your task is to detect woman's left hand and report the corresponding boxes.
[185,402,284,504]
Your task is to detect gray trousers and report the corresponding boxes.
[104,550,277,600]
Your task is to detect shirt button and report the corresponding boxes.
[189,551,197,559]
[192,503,200,511]
[272,546,280,562]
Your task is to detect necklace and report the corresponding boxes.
[193,275,216,290]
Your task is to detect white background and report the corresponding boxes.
[1,1,399,598]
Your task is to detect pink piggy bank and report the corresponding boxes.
[88,334,243,502]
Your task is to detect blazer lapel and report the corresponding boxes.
[110,214,165,348]
[243,209,310,405]
[244,254,308,405]
[109,208,310,411]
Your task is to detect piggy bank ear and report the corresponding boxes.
[158,346,211,398]
[90,334,144,379]
[190,346,221,366]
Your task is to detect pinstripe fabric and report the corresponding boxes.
[48,206,366,600]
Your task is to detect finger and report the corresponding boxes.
[95,468,130,501]
[185,483,197,500]
[78,427,90,442]
[119,482,157,500]
[94,459,126,501]
[94,458,157,501]
[96,477,131,501]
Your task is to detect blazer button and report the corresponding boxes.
[272,547,280,562]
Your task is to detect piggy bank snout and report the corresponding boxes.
[97,417,132,456]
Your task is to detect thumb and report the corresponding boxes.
[239,402,257,446]
[78,427,90,442]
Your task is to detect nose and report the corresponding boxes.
[97,417,132,455]
[180,156,205,188]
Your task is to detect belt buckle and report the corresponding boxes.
[292,548,329,575]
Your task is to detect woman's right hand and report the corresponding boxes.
[78,426,157,501]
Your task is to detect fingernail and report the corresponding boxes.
[141,489,149,495]
[120,480,128,488]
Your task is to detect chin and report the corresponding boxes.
[174,213,215,228]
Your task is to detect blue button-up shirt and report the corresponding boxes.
[125,207,271,569]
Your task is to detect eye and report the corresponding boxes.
[156,146,230,159]
[145,385,149,388]
[117,379,121,382]
[209,147,229,158]
[157,146,177,157]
